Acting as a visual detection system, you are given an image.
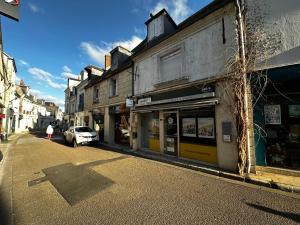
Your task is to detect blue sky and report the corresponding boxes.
[2,0,213,110]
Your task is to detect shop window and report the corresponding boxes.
[140,111,160,152]
[179,107,216,146]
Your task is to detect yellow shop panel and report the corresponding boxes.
[180,143,217,164]
[149,138,160,152]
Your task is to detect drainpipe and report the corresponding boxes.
[235,0,251,175]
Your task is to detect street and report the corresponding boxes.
[0,132,299,225]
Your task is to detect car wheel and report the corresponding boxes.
[64,136,67,145]
[90,141,97,147]
[73,139,78,148]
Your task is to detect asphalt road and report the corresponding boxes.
[0,132,299,225]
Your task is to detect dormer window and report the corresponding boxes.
[145,9,177,42]
[148,16,164,41]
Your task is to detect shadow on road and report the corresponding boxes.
[29,129,65,144]
[28,155,128,206]
[245,202,300,223]
[0,150,3,162]
[0,191,11,225]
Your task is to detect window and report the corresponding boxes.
[75,127,93,132]
[148,16,164,41]
[93,86,99,103]
[78,93,84,111]
[109,78,118,97]
[159,49,182,83]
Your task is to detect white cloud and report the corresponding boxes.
[61,66,79,79]
[151,0,192,24]
[152,1,169,15]
[80,35,143,66]
[28,67,67,90]
[131,8,140,14]
[28,67,53,80]
[28,89,64,110]
[62,66,72,73]
[134,27,146,36]
[29,88,42,96]
[19,59,29,67]
[28,3,41,13]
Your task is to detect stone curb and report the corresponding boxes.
[98,143,299,195]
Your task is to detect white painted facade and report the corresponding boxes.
[246,0,300,69]
[134,3,237,95]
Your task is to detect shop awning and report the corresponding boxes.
[0,114,5,119]
[132,98,219,112]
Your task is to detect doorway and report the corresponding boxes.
[163,112,178,156]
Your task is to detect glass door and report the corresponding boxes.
[164,112,178,156]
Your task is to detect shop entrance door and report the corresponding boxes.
[164,112,178,156]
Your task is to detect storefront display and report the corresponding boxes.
[264,105,281,125]
[164,112,178,155]
[254,65,300,171]
[198,117,215,139]
[182,118,196,137]
[179,108,217,164]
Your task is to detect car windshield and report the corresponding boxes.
[75,127,93,132]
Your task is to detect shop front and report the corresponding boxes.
[134,85,218,165]
[92,108,105,141]
[109,103,130,145]
[254,64,300,171]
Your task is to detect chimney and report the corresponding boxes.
[20,79,25,86]
[105,55,111,70]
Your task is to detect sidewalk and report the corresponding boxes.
[98,143,300,194]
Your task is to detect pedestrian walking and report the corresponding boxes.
[46,124,54,140]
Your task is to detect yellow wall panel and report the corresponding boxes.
[180,143,217,164]
[149,138,160,152]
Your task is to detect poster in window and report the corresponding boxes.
[289,105,300,118]
[198,118,215,139]
[182,118,196,137]
[264,105,281,125]
[151,119,159,135]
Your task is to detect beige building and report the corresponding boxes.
[85,46,132,145]
[131,2,239,172]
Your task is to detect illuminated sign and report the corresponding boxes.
[0,0,19,21]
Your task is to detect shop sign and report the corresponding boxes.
[136,92,215,107]
[126,98,134,108]
[0,113,5,119]
[222,121,232,142]
[137,97,151,106]
[264,105,281,125]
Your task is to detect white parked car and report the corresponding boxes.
[64,126,99,148]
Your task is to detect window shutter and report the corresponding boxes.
[160,49,182,83]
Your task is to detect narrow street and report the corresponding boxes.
[0,132,299,225]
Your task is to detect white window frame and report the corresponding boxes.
[157,43,185,84]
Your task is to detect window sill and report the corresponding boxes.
[154,76,190,89]
[109,95,119,99]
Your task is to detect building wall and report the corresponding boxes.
[92,67,132,109]
[246,0,300,69]
[133,3,236,95]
